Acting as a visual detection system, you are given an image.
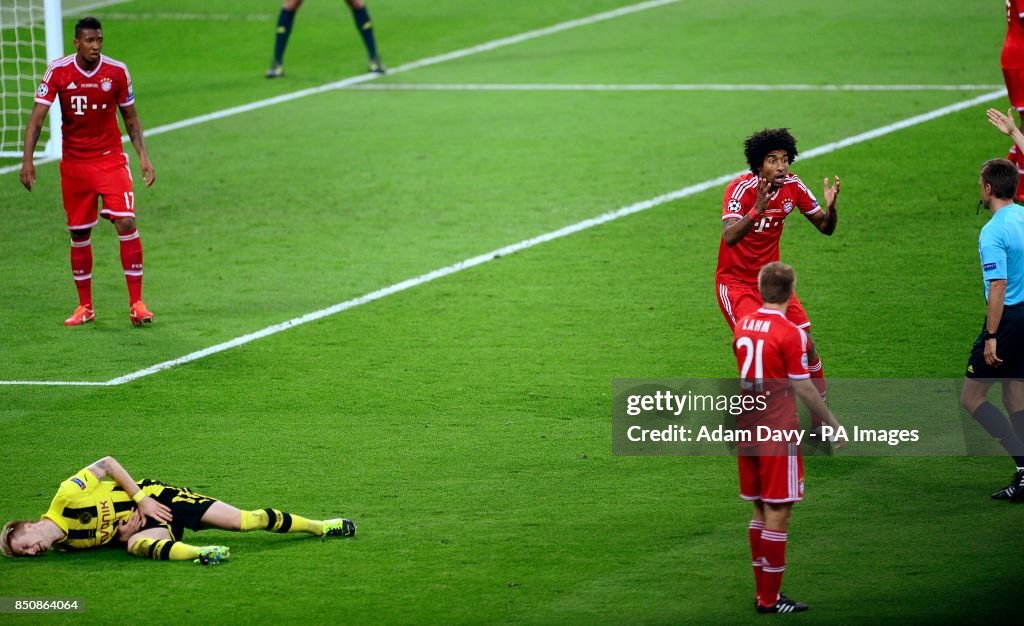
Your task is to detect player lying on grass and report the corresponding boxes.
[0,456,356,564]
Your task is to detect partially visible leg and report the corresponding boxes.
[759,503,793,610]
[113,217,145,308]
[345,0,383,72]
[1004,379,1024,442]
[66,228,95,325]
[199,500,355,538]
[749,501,765,607]
[268,0,304,76]
[60,159,99,325]
[962,378,1024,464]
[127,527,227,564]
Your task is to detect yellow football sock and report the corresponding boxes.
[242,509,323,535]
[129,538,201,561]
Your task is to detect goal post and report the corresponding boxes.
[0,0,63,159]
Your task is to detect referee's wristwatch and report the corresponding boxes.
[982,329,998,341]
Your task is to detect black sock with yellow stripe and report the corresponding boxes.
[241,509,323,536]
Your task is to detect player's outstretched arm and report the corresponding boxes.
[988,107,1024,155]
[86,456,172,523]
[119,104,155,187]
[20,103,49,191]
[807,177,839,235]
[792,379,846,448]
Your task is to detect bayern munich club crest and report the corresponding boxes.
[100,77,113,92]
[782,199,794,214]
[727,199,742,213]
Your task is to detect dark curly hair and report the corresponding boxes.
[744,128,798,174]
[75,17,102,37]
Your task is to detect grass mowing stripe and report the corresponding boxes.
[64,0,134,15]
[0,0,684,176]
[0,89,1005,387]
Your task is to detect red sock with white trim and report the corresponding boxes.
[808,356,827,428]
[70,238,93,308]
[119,229,143,305]
[748,520,765,603]
[759,529,788,607]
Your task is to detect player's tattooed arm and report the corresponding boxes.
[86,456,172,523]
[119,104,155,187]
[85,456,112,480]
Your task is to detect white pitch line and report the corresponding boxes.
[91,12,270,22]
[352,83,1006,93]
[0,88,1006,387]
[0,0,684,177]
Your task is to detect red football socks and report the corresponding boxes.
[119,229,144,305]
[759,529,788,607]
[748,520,765,602]
[70,238,93,307]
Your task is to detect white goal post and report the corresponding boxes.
[0,0,63,158]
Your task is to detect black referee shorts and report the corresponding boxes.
[966,302,1024,379]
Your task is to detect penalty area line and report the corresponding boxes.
[0,88,1006,387]
[352,83,1007,93]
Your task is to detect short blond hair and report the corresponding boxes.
[0,520,30,557]
[758,262,796,305]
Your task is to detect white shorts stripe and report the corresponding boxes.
[67,220,99,230]
[789,444,798,500]
[719,283,736,324]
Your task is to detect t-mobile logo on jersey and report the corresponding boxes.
[69,95,88,116]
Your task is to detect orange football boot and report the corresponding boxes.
[64,305,95,326]
[129,301,154,327]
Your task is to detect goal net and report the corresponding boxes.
[0,0,65,158]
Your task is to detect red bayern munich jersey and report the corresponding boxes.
[716,172,821,285]
[1012,144,1024,201]
[35,54,134,161]
[1006,0,1024,69]
[733,307,810,442]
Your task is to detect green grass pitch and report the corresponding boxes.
[0,0,1020,623]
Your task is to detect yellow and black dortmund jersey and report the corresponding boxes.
[41,468,160,550]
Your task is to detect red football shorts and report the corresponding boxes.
[60,152,134,230]
[716,281,811,330]
[738,449,804,503]
[1005,67,1024,111]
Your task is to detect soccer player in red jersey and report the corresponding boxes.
[21,17,156,327]
[1003,0,1024,201]
[733,262,843,614]
[717,128,840,430]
